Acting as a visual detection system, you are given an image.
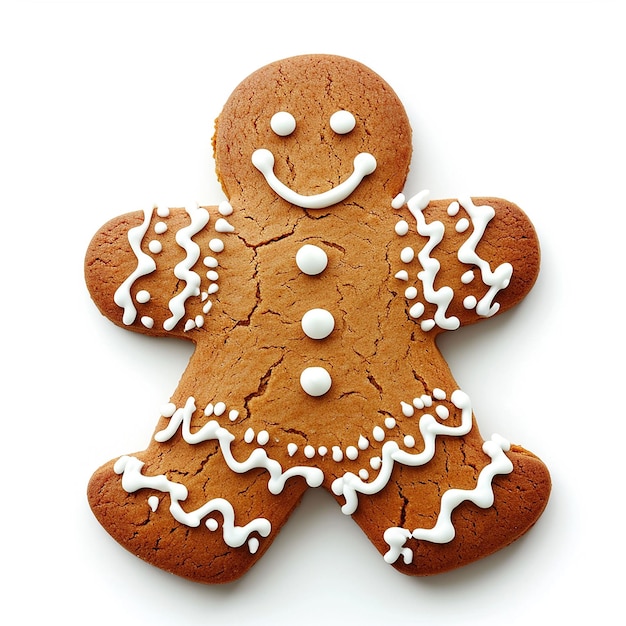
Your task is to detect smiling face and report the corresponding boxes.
[214,55,412,215]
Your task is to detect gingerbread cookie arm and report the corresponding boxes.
[394,192,540,333]
[85,203,253,339]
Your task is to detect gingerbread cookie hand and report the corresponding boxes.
[86,54,550,583]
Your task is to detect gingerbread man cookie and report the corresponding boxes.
[86,55,550,583]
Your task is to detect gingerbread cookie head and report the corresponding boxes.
[214,55,411,220]
[85,54,550,584]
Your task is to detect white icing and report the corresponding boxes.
[270,111,296,136]
[114,455,271,552]
[163,205,210,331]
[215,218,235,233]
[136,290,150,304]
[301,308,335,339]
[296,244,328,275]
[300,366,332,397]
[457,197,513,317]
[218,200,233,216]
[114,207,156,325]
[407,190,460,331]
[252,148,376,209]
[383,434,513,562]
[329,110,356,134]
[154,397,323,494]
[391,193,406,209]
[209,238,224,253]
[148,240,162,254]
[395,220,409,236]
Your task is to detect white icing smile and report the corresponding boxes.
[251,149,377,209]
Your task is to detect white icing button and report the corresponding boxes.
[154,221,167,234]
[373,426,385,442]
[214,402,226,416]
[215,218,235,233]
[332,446,343,462]
[148,495,159,512]
[287,443,298,456]
[301,308,335,339]
[156,206,170,218]
[296,244,328,275]
[304,445,315,459]
[300,366,332,397]
[404,286,418,300]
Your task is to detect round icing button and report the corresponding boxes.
[270,111,296,136]
[330,110,356,135]
[296,244,328,275]
[301,308,335,339]
[300,366,332,397]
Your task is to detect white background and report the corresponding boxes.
[1,1,623,624]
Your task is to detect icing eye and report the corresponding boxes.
[270,111,296,136]
[330,110,356,134]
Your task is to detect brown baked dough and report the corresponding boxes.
[85,54,550,583]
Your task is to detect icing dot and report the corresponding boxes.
[370,456,382,471]
[154,221,167,234]
[204,403,214,416]
[136,290,151,304]
[384,417,396,429]
[433,388,446,400]
[330,110,356,134]
[208,284,219,294]
[148,240,162,254]
[161,403,176,418]
[244,428,255,444]
[215,218,235,233]
[206,518,219,531]
[421,394,433,407]
[456,218,470,233]
[400,247,414,263]
[195,315,204,328]
[395,270,409,281]
[141,316,154,328]
[203,301,212,314]
[148,496,159,512]
[461,270,475,284]
[304,445,315,459]
[248,537,260,554]
[257,430,270,446]
[288,443,298,456]
[300,366,332,397]
[204,256,219,268]
[318,446,328,457]
[346,446,359,460]
[421,319,436,331]
[395,220,409,236]
[447,201,460,216]
[436,405,450,420]
[464,295,478,310]
[209,238,224,253]
[401,401,414,417]
[358,469,369,480]
[358,435,369,450]
[332,446,343,462]
[404,286,418,300]
[228,409,239,422]
[413,397,424,410]
[301,308,335,340]
[206,270,219,281]
[373,426,385,442]
[404,435,416,448]
[271,111,296,136]
[409,302,425,319]
[184,319,196,331]
[156,206,170,218]
[296,244,328,275]
[214,402,226,416]
[391,193,406,209]
[218,200,233,216]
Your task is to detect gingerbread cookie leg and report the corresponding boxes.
[88,452,309,583]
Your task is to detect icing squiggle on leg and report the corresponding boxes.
[113,455,271,552]
[382,434,513,564]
